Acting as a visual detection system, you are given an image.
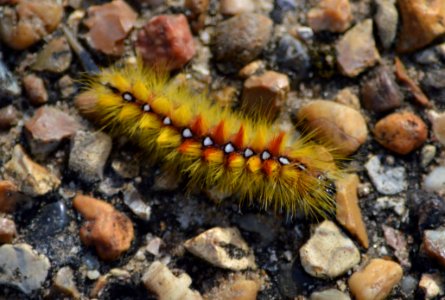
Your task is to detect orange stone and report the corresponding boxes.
[308,0,353,33]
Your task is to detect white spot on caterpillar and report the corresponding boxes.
[224,143,234,153]
[203,137,213,146]
[163,117,172,125]
[182,128,193,138]
[142,104,150,112]
[122,92,134,102]
[279,157,290,165]
[261,151,271,160]
[244,148,254,158]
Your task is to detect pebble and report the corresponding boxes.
[29,201,70,241]
[0,105,18,129]
[273,34,311,81]
[373,111,428,155]
[361,66,402,113]
[31,37,72,73]
[420,145,436,167]
[375,196,407,217]
[423,227,445,267]
[142,261,203,300]
[4,145,61,197]
[204,274,260,300]
[52,266,81,299]
[238,60,265,78]
[0,58,20,97]
[397,0,445,53]
[220,0,255,15]
[431,111,445,146]
[22,74,48,105]
[184,227,257,271]
[0,0,63,50]
[84,0,138,56]
[394,57,432,107]
[234,213,279,246]
[419,273,444,299]
[336,173,369,248]
[111,156,140,179]
[310,289,351,300]
[185,0,209,32]
[0,217,17,244]
[336,19,380,77]
[0,180,23,213]
[424,167,445,194]
[73,194,134,261]
[123,183,151,221]
[365,156,407,195]
[299,220,360,278]
[307,0,352,33]
[334,88,360,110]
[24,106,80,157]
[68,131,112,183]
[422,68,445,104]
[374,0,398,49]
[58,75,76,99]
[136,14,196,70]
[241,71,290,121]
[0,243,51,295]
[348,258,403,300]
[382,225,410,267]
[213,13,273,68]
[297,100,368,155]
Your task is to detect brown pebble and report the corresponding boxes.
[32,37,72,73]
[58,75,75,99]
[220,0,255,16]
[382,225,410,268]
[431,111,445,146]
[0,105,18,129]
[24,106,80,157]
[0,180,22,213]
[397,0,445,53]
[374,111,427,155]
[297,100,368,155]
[52,266,81,299]
[0,217,17,244]
[307,0,352,33]
[204,276,260,300]
[336,173,369,248]
[185,0,210,32]
[22,74,48,106]
[334,88,360,110]
[136,14,196,71]
[84,0,138,56]
[336,19,380,77]
[361,66,402,113]
[241,71,289,121]
[423,227,445,268]
[73,194,134,261]
[0,0,63,50]
[349,258,403,300]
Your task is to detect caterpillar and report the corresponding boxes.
[75,62,342,217]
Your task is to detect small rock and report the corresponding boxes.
[0,180,24,213]
[184,227,257,271]
[400,275,418,298]
[297,100,368,155]
[365,156,407,195]
[422,68,445,104]
[336,19,380,77]
[424,167,445,194]
[431,111,445,146]
[111,156,140,179]
[0,105,18,129]
[234,213,279,246]
[52,266,81,300]
[307,0,352,33]
[271,0,297,23]
[272,34,311,81]
[22,74,48,105]
[0,217,17,244]
[123,183,151,221]
[32,37,72,73]
[0,243,51,295]
[394,57,432,107]
[204,274,260,300]
[0,58,20,97]
[4,145,61,197]
[397,0,445,53]
[375,196,407,217]
[374,111,428,155]
[136,14,196,70]
[0,0,63,50]
[86,270,101,280]
[299,220,360,278]
[415,48,441,65]
[145,234,163,256]
[419,273,445,299]
[334,88,360,110]
[27,201,70,243]
[374,0,398,49]
[361,66,402,113]
[213,13,273,69]
[69,131,112,183]
[84,0,138,56]
[382,225,410,267]
[423,227,445,267]
[185,0,209,32]
[220,0,255,15]
[58,75,76,99]
[238,60,265,78]
[24,106,80,157]
[310,289,351,300]
[420,145,436,167]
[142,261,203,300]
[73,194,134,261]
[241,70,289,121]
[348,258,403,300]
[336,173,369,248]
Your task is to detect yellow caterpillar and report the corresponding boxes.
[75,62,342,217]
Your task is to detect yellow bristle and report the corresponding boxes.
[110,73,131,91]
[156,127,181,148]
[171,105,193,127]
[133,80,150,101]
[246,156,262,173]
[151,96,172,116]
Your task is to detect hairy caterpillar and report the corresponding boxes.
[75,63,341,217]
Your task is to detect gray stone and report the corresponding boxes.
[123,183,151,221]
[365,155,407,195]
[374,0,398,49]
